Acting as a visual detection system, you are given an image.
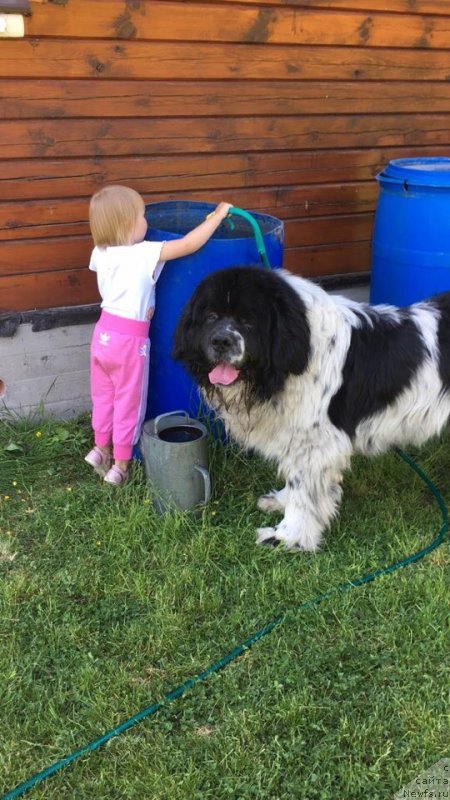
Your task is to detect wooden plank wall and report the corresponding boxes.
[1,0,450,313]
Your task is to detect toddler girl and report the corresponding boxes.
[85,185,232,485]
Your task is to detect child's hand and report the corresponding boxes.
[162,202,234,261]
[214,202,233,220]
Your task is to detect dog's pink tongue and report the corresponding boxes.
[208,363,240,385]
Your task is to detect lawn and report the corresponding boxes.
[0,413,448,799]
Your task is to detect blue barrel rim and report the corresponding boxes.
[145,199,283,239]
[377,156,450,188]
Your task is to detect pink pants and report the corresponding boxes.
[90,311,150,461]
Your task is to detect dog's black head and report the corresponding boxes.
[173,266,311,403]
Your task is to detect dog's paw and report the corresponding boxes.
[257,525,321,552]
[257,492,284,513]
[256,527,282,547]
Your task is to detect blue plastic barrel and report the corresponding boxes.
[370,157,450,306]
[144,200,284,420]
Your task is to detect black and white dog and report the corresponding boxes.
[173,266,450,552]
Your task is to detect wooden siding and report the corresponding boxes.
[1,0,450,313]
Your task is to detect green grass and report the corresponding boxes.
[0,413,449,799]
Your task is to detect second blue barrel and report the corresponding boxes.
[145,200,284,420]
[370,157,450,306]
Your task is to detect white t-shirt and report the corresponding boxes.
[89,241,165,322]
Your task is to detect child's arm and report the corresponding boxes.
[160,202,233,261]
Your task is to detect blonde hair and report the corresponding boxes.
[89,185,145,247]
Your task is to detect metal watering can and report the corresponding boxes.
[139,410,211,514]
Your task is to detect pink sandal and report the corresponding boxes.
[104,465,129,486]
[85,447,112,478]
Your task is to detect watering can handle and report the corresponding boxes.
[154,409,189,436]
[194,465,211,505]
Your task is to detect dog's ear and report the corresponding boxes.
[172,289,208,378]
[270,284,310,377]
[248,275,311,402]
[244,268,311,378]
[172,297,195,363]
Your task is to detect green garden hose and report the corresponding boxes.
[228,207,272,269]
[2,448,448,800]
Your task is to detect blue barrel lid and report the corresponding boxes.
[378,157,450,187]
